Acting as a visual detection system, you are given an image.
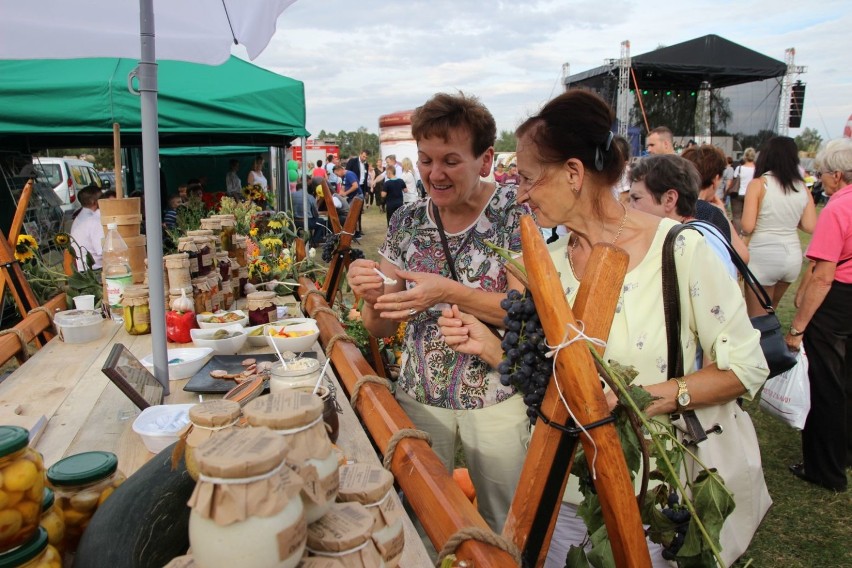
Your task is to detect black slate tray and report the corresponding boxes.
[183,353,318,394]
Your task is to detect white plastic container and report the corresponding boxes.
[131,403,194,453]
[269,357,321,392]
[54,309,104,344]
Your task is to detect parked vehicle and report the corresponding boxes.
[24,157,104,213]
[99,170,116,188]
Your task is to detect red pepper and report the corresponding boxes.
[166,310,197,343]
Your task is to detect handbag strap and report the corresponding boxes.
[662,224,707,443]
[431,201,461,282]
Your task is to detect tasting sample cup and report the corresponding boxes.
[74,295,96,311]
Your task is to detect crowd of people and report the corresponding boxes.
[341,89,850,565]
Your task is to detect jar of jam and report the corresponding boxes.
[246,292,276,327]
[39,489,65,557]
[0,426,46,553]
[187,230,215,276]
[46,452,125,554]
[187,428,306,568]
[238,267,249,301]
[338,464,405,568]
[216,253,231,283]
[177,237,200,278]
[191,278,212,314]
[121,285,150,335]
[181,400,241,481]
[0,528,61,568]
[244,392,339,523]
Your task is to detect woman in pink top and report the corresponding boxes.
[785,138,852,492]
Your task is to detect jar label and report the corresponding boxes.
[277,516,307,561]
[374,520,405,564]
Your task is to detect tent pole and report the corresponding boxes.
[138,0,169,394]
[301,138,308,235]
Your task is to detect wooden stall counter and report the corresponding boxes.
[0,319,433,566]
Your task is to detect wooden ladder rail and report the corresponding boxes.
[504,216,650,567]
[0,293,66,366]
[300,277,518,566]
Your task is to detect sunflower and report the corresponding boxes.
[14,234,37,263]
[267,220,283,230]
[249,228,258,237]
[260,237,283,250]
[260,262,271,274]
[53,232,71,248]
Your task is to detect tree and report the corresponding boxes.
[631,89,732,138]
[795,127,822,156]
[735,129,777,153]
[494,130,517,152]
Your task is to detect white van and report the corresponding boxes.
[25,157,104,213]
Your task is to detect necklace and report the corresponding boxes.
[567,203,629,279]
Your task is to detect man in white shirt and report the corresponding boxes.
[646,126,675,155]
[70,185,104,270]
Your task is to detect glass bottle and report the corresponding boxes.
[102,223,132,324]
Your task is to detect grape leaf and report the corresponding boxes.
[641,487,676,546]
[683,468,734,554]
[615,409,642,474]
[577,493,604,535]
[566,546,592,568]
[587,525,616,568]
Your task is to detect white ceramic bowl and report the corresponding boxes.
[244,318,315,347]
[190,324,248,355]
[265,319,320,353]
[132,403,194,453]
[196,310,249,329]
[141,347,213,381]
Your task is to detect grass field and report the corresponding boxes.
[356,206,851,567]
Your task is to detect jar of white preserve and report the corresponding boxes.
[269,357,321,392]
[306,503,385,567]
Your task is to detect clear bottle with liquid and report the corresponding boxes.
[103,223,133,324]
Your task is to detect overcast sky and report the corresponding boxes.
[241,0,851,141]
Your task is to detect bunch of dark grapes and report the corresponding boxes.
[321,234,365,263]
[660,491,692,560]
[497,289,552,420]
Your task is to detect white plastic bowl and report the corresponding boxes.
[141,347,213,381]
[196,310,249,329]
[132,403,194,453]
[54,309,104,344]
[190,324,248,355]
[244,318,315,347]
[265,320,320,353]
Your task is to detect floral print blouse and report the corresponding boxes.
[379,185,526,409]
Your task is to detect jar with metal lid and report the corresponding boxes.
[0,426,45,553]
[46,451,125,554]
[269,357,321,393]
[180,400,241,481]
[177,237,200,278]
[38,489,64,557]
[246,291,277,326]
[306,503,385,567]
[191,278,212,314]
[121,285,150,335]
[207,274,221,313]
[337,464,405,568]
[187,428,306,568]
[0,527,61,568]
[244,392,338,523]
[164,253,192,290]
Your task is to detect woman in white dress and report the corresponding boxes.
[400,157,419,204]
[247,155,268,190]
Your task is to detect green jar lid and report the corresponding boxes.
[0,425,29,457]
[0,527,47,567]
[47,451,118,486]
[41,487,54,511]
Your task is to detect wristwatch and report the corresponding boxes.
[673,377,691,410]
[789,326,805,337]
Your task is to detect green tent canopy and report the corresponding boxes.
[0,57,308,150]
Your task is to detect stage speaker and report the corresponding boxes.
[788,81,806,128]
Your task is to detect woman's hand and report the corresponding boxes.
[785,332,803,351]
[374,269,450,320]
[438,305,502,367]
[347,259,386,306]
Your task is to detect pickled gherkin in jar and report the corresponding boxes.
[121,286,150,335]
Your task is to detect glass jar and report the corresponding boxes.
[39,489,65,557]
[0,426,45,553]
[216,253,231,283]
[246,291,276,327]
[191,278,212,314]
[187,231,214,276]
[46,451,125,554]
[177,237,200,278]
[306,503,385,566]
[187,428,306,568]
[269,357,321,392]
[238,267,249,301]
[164,253,192,290]
[182,400,241,481]
[338,464,405,568]
[233,236,248,269]
[121,285,150,335]
[199,218,221,236]
[217,217,236,255]
[207,274,221,313]
[0,528,61,568]
[220,280,234,311]
[244,392,339,523]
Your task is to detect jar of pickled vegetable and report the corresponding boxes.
[0,426,45,553]
[191,278,212,314]
[246,292,276,327]
[121,285,150,335]
[46,452,125,554]
[0,528,61,568]
[38,489,64,557]
[233,235,248,268]
[218,217,236,254]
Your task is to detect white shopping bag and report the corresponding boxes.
[759,346,811,430]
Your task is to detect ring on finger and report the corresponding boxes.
[408,308,417,317]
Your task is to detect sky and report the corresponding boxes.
[240,0,852,141]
